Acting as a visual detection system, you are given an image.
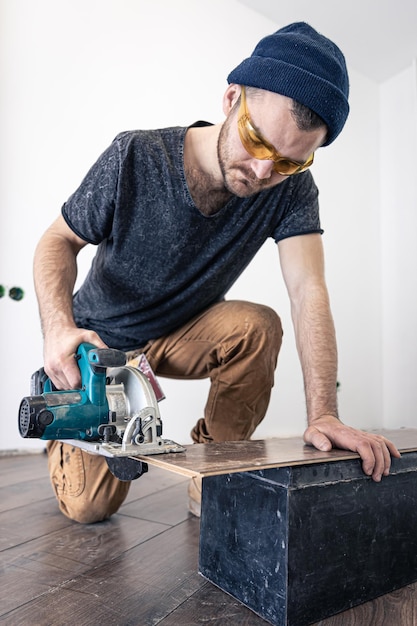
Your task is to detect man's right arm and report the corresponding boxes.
[34,215,107,390]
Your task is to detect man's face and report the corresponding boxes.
[217,87,327,198]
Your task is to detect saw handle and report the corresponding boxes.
[75,343,127,406]
[87,347,126,369]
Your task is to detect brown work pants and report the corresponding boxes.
[47,300,283,523]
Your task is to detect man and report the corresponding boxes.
[34,22,400,523]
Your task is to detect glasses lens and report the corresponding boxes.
[238,116,274,160]
[273,153,314,176]
[273,160,300,175]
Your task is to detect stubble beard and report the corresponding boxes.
[217,115,271,198]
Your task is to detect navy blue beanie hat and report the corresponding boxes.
[227,22,349,146]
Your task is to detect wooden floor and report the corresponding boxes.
[1,452,416,626]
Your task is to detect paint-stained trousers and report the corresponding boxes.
[47,300,283,523]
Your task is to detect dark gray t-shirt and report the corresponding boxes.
[62,126,322,350]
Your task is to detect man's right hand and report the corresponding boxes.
[43,327,108,390]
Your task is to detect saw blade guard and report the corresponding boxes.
[105,365,163,449]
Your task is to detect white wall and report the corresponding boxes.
[380,64,417,427]
[0,0,408,452]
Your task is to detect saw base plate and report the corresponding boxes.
[59,438,186,458]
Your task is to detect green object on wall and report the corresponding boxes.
[8,287,24,301]
[0,285,5,298]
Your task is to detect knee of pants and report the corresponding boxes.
[60,502,109,525]
[235,301,283,363]
[47,441,130,524]
[59,496,128,525]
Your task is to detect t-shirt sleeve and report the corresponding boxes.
[61,137,121,244]
[272,171,323,243]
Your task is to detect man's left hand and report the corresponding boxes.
[303,415,401,482]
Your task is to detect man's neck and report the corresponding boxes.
[184,125,232,216]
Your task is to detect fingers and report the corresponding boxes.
[357,435,401,482]
[357,438,387,481]
[304,417,401,483]
[43,328,108,390]
[46,352,82,390]
[303,425,332,452]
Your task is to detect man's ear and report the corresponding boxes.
[222,84,241,116]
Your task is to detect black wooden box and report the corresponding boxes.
[199,452,417,625]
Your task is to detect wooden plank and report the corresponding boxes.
[0,451,47,488]
[120,481,191,526]
[0,518,204,626]
[0,477,54,514]
[121,464,188,504]
[159,580,417,626]
[314,584,417,625]
[158,581,269,625]
[0,512,172,617]
[134,428,417,478]
[0,499,72,552]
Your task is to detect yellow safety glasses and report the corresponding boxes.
[237,86,314,176]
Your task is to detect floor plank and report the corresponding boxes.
[315,584,417,626]
[0,476,54,513]
[0,518,204,626]
[0,451,48,488]
[120,481,190,525]
[0,517,171,617]
[0,498,71,551]
[122,465,188,504]
[159,582,270,626]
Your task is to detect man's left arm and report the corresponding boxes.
[278,233,400,482]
